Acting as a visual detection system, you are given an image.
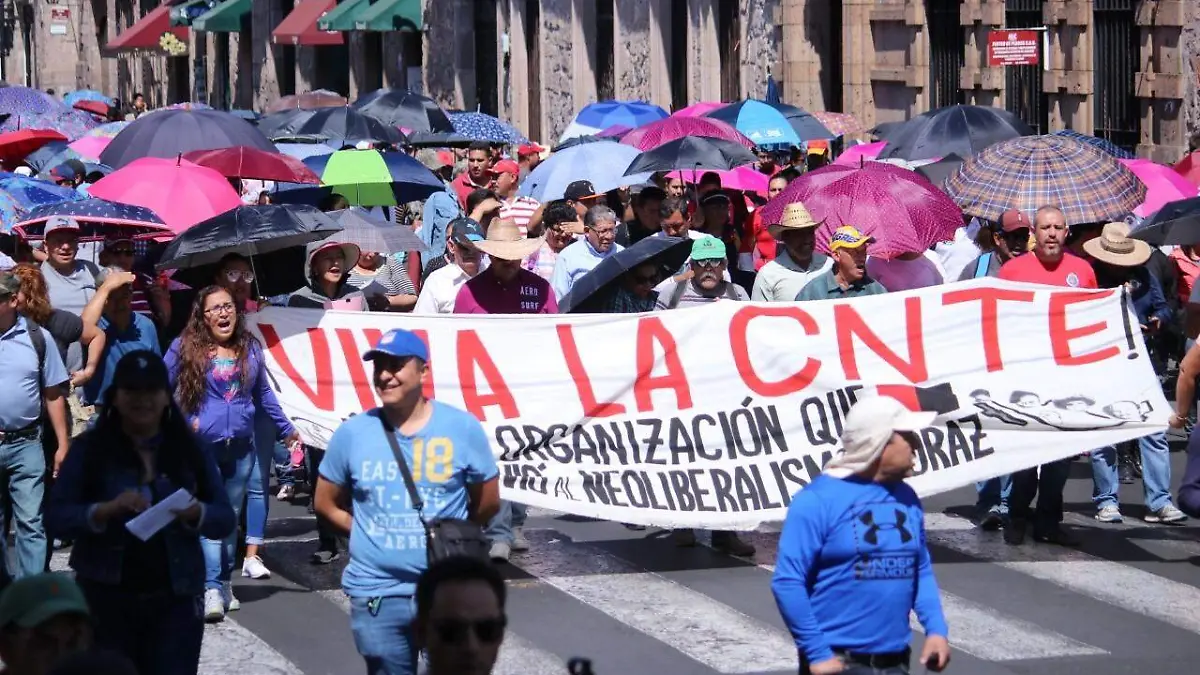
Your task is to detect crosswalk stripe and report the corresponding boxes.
[317,589,567,675]
[514,532,797,674]
[927,528,1200,637]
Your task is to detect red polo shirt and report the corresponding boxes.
[998,251,1098,289]
[452,171,491,209]
[453,267,558,314]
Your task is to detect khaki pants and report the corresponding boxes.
[66,389,95,438]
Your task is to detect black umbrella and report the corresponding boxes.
[257,108,315,140]
[559,236,692,313]
[272,107,406,147]
[405,131,474,148]
[99,109,277,169]
[156,204,342,296]
[623,137,758,176]
[914,153,965,189]
[876,105,1034,161]
[353,88,454,134]
[1130,196,1200,246]
[327,208,429,255]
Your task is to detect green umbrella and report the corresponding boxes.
[315,148,444,207]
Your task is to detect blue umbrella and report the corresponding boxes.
[99,109,277,169]
[573,101,668,132]
[705,100,835,146]
[519,142,654,202]
[449,111,528,144]
[12,197,168,238]
[24,141,74,171]
[275,142,335,160]
[0,87,65,116]
[0,175,84,211]
[0,111,99,140]
[1050,129,1134,160]
[64,90,115,107]
[0,192,22,233]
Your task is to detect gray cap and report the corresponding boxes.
[43,216,80,236]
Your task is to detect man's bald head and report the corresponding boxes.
[1035,205,1065,225]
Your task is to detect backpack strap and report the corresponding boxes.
[723,282,740,300]
[974,252,994,279]
[25,319,47,392]
[666,280,689,310]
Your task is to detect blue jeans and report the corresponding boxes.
[349,595,417,675]
[203,438,255,589]
[79,581,203,675]
[245,412,279,545]
[1090,432,1173,512]
[975,474,1012,516]
[485,501,527,544]
[1008,458,1072,529]
[0,435,47,580]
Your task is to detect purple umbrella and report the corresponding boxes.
[596,124,633,139]
[0,87,66,116]
[0,110,100,141]
[620,117,754,151]
[761,162,962,260]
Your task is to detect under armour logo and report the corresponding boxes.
[859,509,912,545]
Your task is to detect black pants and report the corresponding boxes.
[305,446,343,553]
[79,580,204,675]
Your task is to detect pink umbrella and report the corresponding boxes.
[1119,158,1200,217]
[673,102,725,118]
[622,117,753,151]
[88,157,242,234]
[666,166,769,193]
[597,124,633,138]
[833,141,886,167]
[760,162,961,259]
[67,135,111,161]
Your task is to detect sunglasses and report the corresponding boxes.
[693,258,724,269]
[433,617,506,645]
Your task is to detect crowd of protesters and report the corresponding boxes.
[1,116,1199,675]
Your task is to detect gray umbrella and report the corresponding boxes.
[325,208,429,255]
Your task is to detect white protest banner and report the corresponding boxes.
[249,278,1168,530]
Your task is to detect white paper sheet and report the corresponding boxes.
[124,488,194,541]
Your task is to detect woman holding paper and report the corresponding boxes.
[164,286,299,623]
[46,350,235,675]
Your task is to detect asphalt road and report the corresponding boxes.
[173,431,1200,675]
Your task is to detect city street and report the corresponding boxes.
[111,434,1200,675]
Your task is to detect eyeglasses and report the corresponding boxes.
[693,258,724,269]
[589,227,616,237]
[224,270,255,283]
[203,302,236,316]
[432,617,507,645]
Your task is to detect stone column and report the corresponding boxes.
[741,0,779,100]
[1043,0,1093,133]
[615,0,650,102]
[422,0,472,110]
[539,0,574,141]
[252,0,280,110]
[780,0,831,110]
[1135,0,1189,162]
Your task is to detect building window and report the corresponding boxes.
[401,31,422,92]
[276,0,296,97]
[525,0,541,141]
[1005,0,1048,133]
[596,0,615,101]
[926,0,963,110]
[716,0,740,101]
[669,0,689,110]
[473,0,498,115]
[1093,0,1138,152]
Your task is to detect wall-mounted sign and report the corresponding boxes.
[49,7,70,35]
[987,30,1041,67]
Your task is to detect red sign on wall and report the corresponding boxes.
[988,30,1041,67]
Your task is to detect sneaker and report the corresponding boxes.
[242,555,271,579]
[1144,504,1188,524]
[489,541,511,562]
[1003,518,1028,546]
[310,549,341,565]
[978,511,1004,531]
[203,588,225,623]
[672,529,697,547]
[1032,526,1080,547]
[712,532,756,557]
[222,582,240,612]
[511,528,530,552]
[1095,505,1123,523]
[276,484,294,501]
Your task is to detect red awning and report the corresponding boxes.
[107,5,189,52]
[272,0,345,46]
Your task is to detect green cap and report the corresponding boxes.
[690,236,728,262]
[0,271,19,298]
[0,573,90,629]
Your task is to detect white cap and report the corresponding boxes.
[823,396,938,478]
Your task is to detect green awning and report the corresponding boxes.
[169,0,216,27]
[353,0,422,31]
[193,0,251,32]
[317,0,370,31]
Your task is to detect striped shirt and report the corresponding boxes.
[499,196,540,235]
[345,257,416,296]
[522,242,560,282]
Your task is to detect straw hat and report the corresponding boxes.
[473,219,545,261]
[1082,222,1151,267]
[768,202,820,238]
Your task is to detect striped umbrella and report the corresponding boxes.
[944,135,1146,225]
[811,111,866,137]
[1050,129,1135,160]
[0,111,99,141]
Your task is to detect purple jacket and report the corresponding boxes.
[164,338,294,445]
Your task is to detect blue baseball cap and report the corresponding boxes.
[362,329,429,363]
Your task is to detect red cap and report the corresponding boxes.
[492,159,520,175]
[999,209,1031,232]
[436,150,454,167]
[517,144,546,157]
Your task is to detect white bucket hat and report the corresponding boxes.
[823,397,937,478]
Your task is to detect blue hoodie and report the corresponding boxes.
[771,474,948,663]
[164,338,294,445]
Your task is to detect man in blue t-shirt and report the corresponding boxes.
[772,396,951,675]
[79,268,160,408]
[315,329,500,675]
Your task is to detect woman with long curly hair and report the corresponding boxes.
[11,263,105,393]
[163,285,297,623]
[46,349,235,675]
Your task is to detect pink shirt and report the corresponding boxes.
[453,267,558,314]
